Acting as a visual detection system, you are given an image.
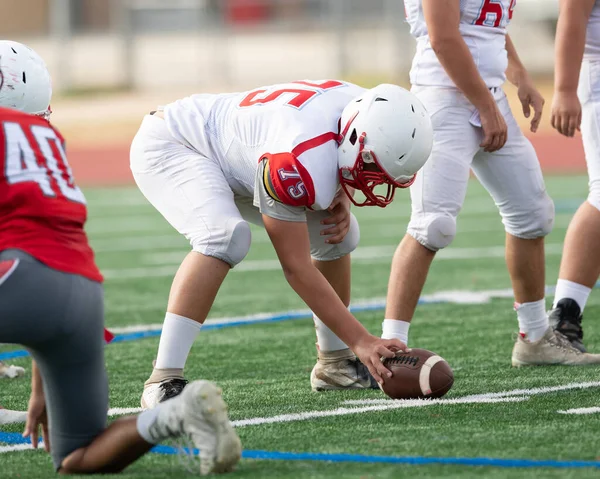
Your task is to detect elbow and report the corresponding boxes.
[280,260,308,287]
[429,33,458,55]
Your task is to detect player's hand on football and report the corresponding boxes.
[23,392,50,452]
[479,103,508,153]
[321,191,352,244]
[353,335,409,385]
[551,91,581,138]
[517,76,545,133]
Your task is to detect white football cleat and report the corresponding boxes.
[512,327,600,366]
[310,348,378,391]
[148,380,241,475]
[0,407,27,425]
[0,361,25,379]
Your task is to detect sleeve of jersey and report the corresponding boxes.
[253,156,309,222]
[261,153,316,208]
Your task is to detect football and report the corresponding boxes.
[380,348,454,400]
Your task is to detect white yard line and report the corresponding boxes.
[557,407,600,415]
[103,243,566,279]
[2,382,598,454]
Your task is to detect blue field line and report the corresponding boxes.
[1,432,598,469]
[2,281,600,362]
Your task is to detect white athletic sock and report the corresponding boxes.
[154,313,202,370]
[313,315,348,352]
[515,299,548,342]
[136,408,162,444]
[553,279,592,312]
[381,319,410,346]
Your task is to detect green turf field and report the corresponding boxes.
[2,175,600,478]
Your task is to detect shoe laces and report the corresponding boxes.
[550,331,582,355]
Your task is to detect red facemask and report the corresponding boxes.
[338,115,416,208]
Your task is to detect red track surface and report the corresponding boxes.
[68,134,587,187]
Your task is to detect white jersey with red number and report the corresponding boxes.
[406,0,516,88]
[0,107,102,282]
[585,1,600,60]
[163,80,365,216]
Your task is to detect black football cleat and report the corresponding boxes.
[549,298,586,352]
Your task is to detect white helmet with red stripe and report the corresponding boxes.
[0,41,52,119]
[338,84,433,207]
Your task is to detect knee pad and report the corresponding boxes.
[408,213,457,251]
[503,192,555,239]
[311,213,360,261]
[191,218,252,267]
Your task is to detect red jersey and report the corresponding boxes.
[0,107,102,282]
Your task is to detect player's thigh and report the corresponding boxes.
[35,276,107,470]
[472,97,554,238]
[0,251,107,470]
[0,250,71,343]
[131,123,250,266]
[579,60,600,209]
[306,210,360,261]
[408,88,481,249]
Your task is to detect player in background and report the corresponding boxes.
[383,0,600,365]
[0,41,241,475]
[549,0,600,352]
[133,81,433,407]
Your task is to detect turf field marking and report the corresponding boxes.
[1,433,599,469]
[344,382,600,405]
[557,407,600,415]
[105,243,566,279]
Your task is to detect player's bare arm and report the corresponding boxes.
[262,214,407,384]
[552,0,596,137]
[423,0,507,152]
[505,35,544,133]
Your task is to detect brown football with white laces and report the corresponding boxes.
[380,348,454,399]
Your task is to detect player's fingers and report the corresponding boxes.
[531,104,543,133]
[325,231,348,244]
[371,354,392,381]
[521,98,531,119]
[550,112,557,131]
[485,132,500,152]
[321,212,342,226]
[365,359,384,385]
[42,423,50,452]
[382,338,410,353]
[499,129,508,149]
[480,131,492,150]
[568,115,579,138]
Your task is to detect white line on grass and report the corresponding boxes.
[557,407,600,415]
[2,382,598,454]
[103,243,566,279]
[343,382,600,405]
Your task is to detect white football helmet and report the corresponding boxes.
[0,41,52,119]
[338,84,433,207]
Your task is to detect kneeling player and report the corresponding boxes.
[132,81,433,407]
[0,43,240,474]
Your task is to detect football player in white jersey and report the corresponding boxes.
[549,0,600,353]
[382,0,600,365]
[130,81,434,407]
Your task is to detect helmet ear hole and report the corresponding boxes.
[349,129,358,146]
